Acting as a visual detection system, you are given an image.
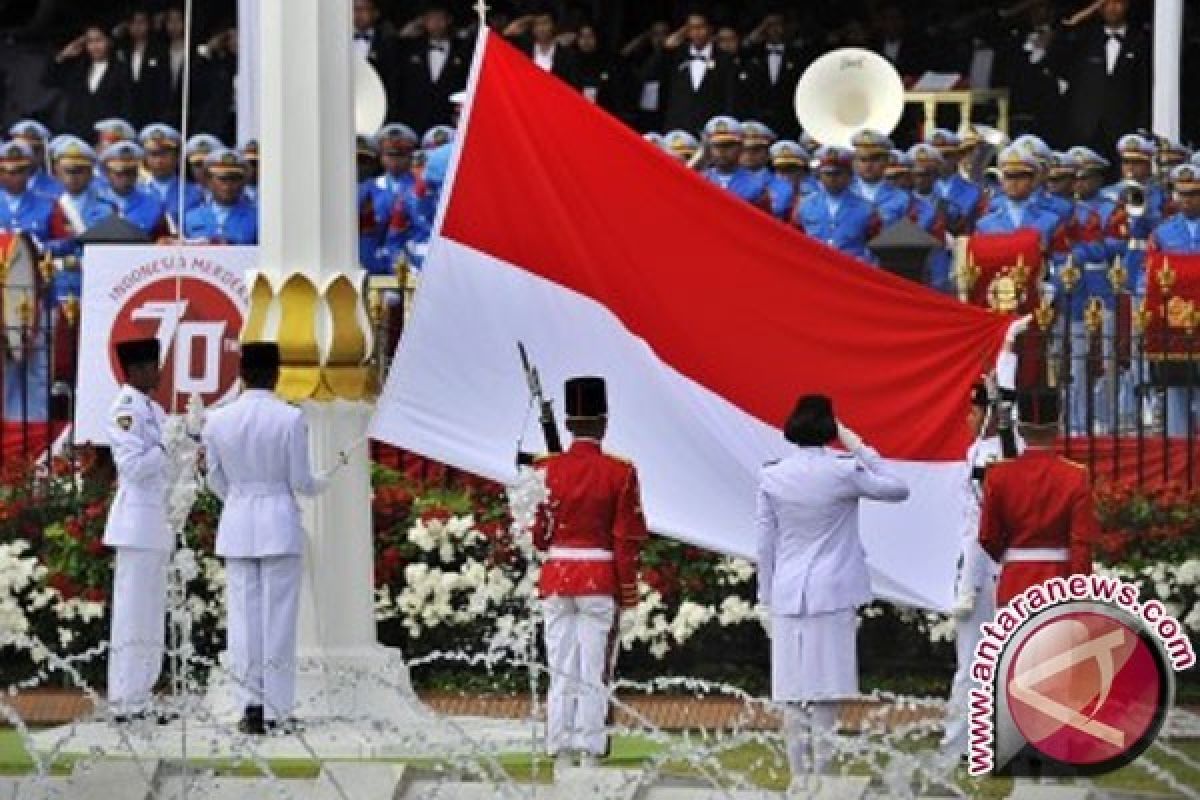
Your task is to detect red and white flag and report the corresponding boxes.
[372,33,1013,610]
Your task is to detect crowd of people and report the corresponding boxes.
[0,0,1197,437]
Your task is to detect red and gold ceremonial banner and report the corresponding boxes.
[1144,251,1200,361]
[963,229,1045,313]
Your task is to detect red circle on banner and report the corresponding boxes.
[108,277,243,411]
[1005,609,1166,767]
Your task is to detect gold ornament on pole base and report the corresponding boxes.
[1059,254,1081,295]
[1108,255,1128,294]
[240,269,374,402]
[955,251,980,303]
[1133,297,1153,334]
[1034,296,1057,331]
[1083,297,1105,335]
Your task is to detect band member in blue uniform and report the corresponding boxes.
[663,130,700,166]
[768,140,812,222]
[851,129,908,226]
[183,149,258,245]
[908,143,951,292]
[794,146,880,263]
[47,138,112,302]
[701,116,770,211]
[740,120,779,212]
[185,133,224,205]
[0,141,56,243]
[9,119,62,199]
[139,123,201,232]
[361,123,418,274]
[928,128,984,234]
[98,141,165,237]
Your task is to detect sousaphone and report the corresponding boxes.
[793,48,905,148]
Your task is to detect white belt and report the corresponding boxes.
[229,481,290,498]
[1004,547,1069,563]
[1126,239,1146,252]
[548,546,613,561]
[1083,261,1109,273]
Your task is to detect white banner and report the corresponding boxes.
[75,245,256,443]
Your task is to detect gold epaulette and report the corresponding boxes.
[1059,456,1087,470]
[605,451,632,465]
[533,452,555,464]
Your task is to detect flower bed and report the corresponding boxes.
[1,452,1197,697]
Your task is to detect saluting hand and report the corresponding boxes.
[836,421,863,453]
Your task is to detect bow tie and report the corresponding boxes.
[429,42,448,52]
[689,54,709,63]
[354,32,371,41]
[1105,29,1125,41]
[767,44,785,53]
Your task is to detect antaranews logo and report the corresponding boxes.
[967,574,1195,777]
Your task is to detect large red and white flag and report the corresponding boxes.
[372,32,1013,610]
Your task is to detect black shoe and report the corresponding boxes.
[238,705,265,735]
[265,716,301,735]
[155,711,181,725]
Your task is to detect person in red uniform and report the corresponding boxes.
[532,375,648,770]
[978,388,1098,607]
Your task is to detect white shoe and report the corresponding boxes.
[579,753,598,768]
[554,751,574,772]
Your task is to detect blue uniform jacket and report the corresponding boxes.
[183,197,259,245]
[795,188,878,262]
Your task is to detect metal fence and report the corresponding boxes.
[0,273,1195,487]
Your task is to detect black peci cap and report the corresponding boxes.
[115,337,159,370]
[240,341,281,372]
[1017,388,1061,426]
[564,376,607,418]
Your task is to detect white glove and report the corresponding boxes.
[951,589,977,620]
[1003,314,1033,348]
[761,612,772,639]
[618,610,637,637]
[836,421,863,453]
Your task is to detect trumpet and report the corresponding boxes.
[1115,179,1146,217]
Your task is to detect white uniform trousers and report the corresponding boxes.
[783,702,839,777]
[107,547,170,714]
[224,555,303,721]
[940,583,997,757]
[541,594,616,756]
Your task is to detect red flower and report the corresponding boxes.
[82,587,107,604]
[85,538,106,557]
[64,518,84,541]
[47,573,79,598]
[84,500,108,520]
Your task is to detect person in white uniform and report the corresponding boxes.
[104,337,172,723]
[202,342,331,735]
[940,316,1027,762]
[756,394,909,781]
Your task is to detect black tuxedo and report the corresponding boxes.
[394,36,473,134]
[576,52,633,124]
[47,56,133,139]
[870,36,928,78]
[736,43,808,139]
[1059,21,1150,155]
[355,28,403,124]
[512,38,581,89]
[658,46,736,135]
[120,41,172,129]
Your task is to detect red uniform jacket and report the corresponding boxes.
[978,449,1099,606]
[532,439,648,608]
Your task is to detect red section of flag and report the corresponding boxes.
[441,33,1012,460]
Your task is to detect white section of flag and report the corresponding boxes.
[371,237,965,611]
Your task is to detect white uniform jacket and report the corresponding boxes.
[103,384,171,551]
[756,444,909,616]
[202,389,326,558]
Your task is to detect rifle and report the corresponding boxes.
[516,341,563,466]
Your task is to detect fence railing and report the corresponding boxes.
[0,272,1194,487]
